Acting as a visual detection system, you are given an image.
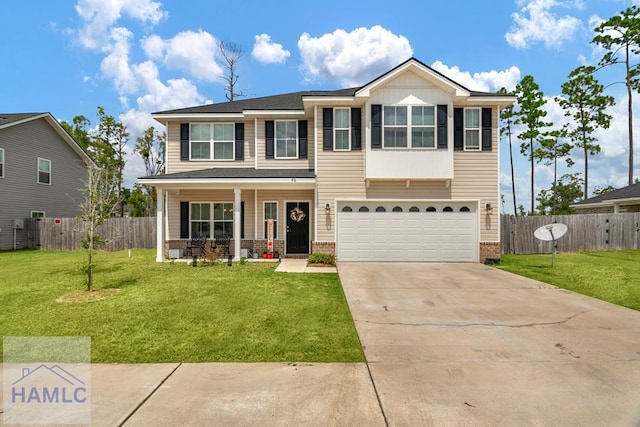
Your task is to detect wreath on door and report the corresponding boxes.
[290,207,306,222]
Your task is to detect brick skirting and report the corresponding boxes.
[480,242,501,264]
[312,241,335,255]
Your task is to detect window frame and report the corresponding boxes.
[190,202,211,238]
[383,105,408,148]
[0,148,4,178]
[189,123,235,161]
[37,157,51,185]
[334,108,351,151]
[274,120,298,159]
[382,105,438,149]
[31,211,45,218]
[410,105,436,148]
[263,201,278,239]
[464,108,481,151]
[213,202,234,238]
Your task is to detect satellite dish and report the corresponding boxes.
[534,223,568,268]
[534,223,568,241]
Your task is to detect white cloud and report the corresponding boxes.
[297,25,413,87]
[251,34,291,64]
[100,26,138,96]
[505,0,583,49]
[141,30,223,82]
[75,0,166,50]
[430,61,521,92]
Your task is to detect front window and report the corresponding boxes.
[464,108,481,150]
[213,202,234,237]
[275,121,298,158]
[264,202,278,239]
[411,106,435,148]
[334,108,350,150]
[190,123,234,160]
[31,211,45,218]
[0,148,4,177]
[38,158,51,185]
[190,203,210,238]
[383,106,407,148]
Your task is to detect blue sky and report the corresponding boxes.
[1,0,637,213]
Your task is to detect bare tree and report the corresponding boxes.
[219,40,246,101]
[134,127,166,216]
[78,167,122,291]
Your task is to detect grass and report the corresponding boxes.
[497,250,640,311]
[0,250,364,363]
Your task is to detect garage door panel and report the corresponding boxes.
[337,202,478,262]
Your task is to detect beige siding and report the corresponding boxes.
[167,189,313,241]
[255,117,314,170]
[165,120,255,173]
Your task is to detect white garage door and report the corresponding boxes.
[336,201,478,262]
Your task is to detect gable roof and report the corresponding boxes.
[0,112,95,167]
[573,182,640,208]
[153,57,514,118]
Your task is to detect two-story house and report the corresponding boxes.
[140,58,515,263]
[0,113,94,250]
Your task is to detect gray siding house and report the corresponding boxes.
[0,113,94,250]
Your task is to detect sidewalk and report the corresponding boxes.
[274,258,337,273]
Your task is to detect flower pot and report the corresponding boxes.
[267,254,273,259]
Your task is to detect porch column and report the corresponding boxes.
[156,188,165,262]
[234,188,241,260]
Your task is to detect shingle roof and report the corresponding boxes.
[574,182,640,205]
[155,89,359,114]
[0,113,46,127]
[140,168,316,180]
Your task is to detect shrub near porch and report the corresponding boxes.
[0,250,364,363]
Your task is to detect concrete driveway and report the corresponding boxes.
[338,262,640,426]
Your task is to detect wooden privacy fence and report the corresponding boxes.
[25,217,156,251]
[501,213,640,254]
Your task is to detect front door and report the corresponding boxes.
[286,202,310,254]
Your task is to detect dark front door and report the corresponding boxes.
[286,202,310,254]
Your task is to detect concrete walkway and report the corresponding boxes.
[275,258,337,273]
[338,262,640,426]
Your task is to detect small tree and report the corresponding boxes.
[498,87,518,216]
[536,173,584,215]
[536,128,574,215]
[134,127,166,216]
[78,167,122,291]
[557,65,614,199]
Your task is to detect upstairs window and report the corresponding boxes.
[383,106,407,148]
[464,108,481,151]
[0,148,4,178]
[334,108,350,150]
[190,123,234,160]
[275,121,298,158]
[411,106,435,148]
[38,158,51,185]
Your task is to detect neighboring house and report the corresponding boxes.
[0,113,94,250]
[140,58,515,263]
[572,182,640,213]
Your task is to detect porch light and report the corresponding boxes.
[325,203,331,212]
[485,203,493,215]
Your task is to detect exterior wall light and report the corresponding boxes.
[325,203,331,212]
[486,203,493,215]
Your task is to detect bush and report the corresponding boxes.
[308,252,336,266]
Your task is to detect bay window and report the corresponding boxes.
[383,106,407,148]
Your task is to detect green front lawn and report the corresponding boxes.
[497,250,640,311]
[0,250,364,363]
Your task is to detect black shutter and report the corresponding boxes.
[298,120,308,159]
[235,123,244,160]
[265,121,274,159]
[482,108,492,151]
[180,201,189,238]
[371,104,382,149]
[351,107,362,150]
[453,108,463,151]
[180,124,189,160]
[323,108,333,151]
[241,201,245,239]
[437,105,448,149]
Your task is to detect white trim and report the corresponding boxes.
[254,190,258,240]
[156,189,165,262]
[254,117,258,170]
[153,113,244,120]
[164,121,170,174]
[314,105,318,243]
[302,96,356,103]
[37,157,51,185]
[0,147,4,178]
[243,110,305,116]
[234,189,241,260]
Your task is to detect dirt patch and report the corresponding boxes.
[56,288,121,303]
